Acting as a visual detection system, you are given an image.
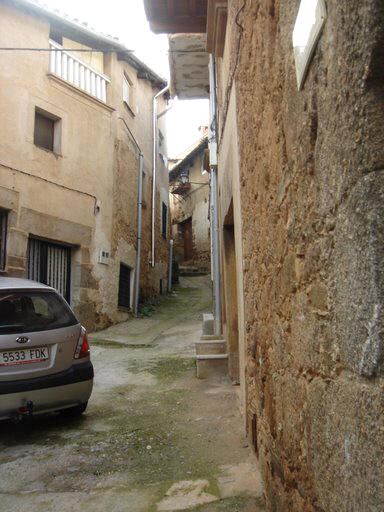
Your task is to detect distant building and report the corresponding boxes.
[169,128,210,270]
[0,0,170,331]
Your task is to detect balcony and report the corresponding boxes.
[48,40,110,103]
[171,181,191,195]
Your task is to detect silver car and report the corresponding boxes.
[0,278,93,421]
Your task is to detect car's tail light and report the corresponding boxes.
[74,327,90,359]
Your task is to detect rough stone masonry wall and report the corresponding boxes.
[227,1,384,511]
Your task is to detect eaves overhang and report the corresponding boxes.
[144,1,228,99]
[168,34,209,99]
[143,0,207,34]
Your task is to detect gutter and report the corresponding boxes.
[118,117,144,317]
[151,85,169,267]
[208,55,222,336]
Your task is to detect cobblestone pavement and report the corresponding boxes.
[0,276,265,512]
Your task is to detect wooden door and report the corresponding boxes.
[183,218,193,261]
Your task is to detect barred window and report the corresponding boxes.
[118,263,131,309]
[0,209,7,271]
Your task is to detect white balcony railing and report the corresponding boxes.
[48,40,109,103]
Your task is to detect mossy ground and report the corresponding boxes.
[0,276,264,511]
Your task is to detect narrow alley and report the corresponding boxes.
[0,276,265,512]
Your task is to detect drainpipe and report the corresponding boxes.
[118,117,143,317]
[133,153,144,316]
[168,239,174,292]
[151,85,170,268]
[208,55,222,336]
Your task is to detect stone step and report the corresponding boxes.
[179,265,199,272]
[195,339,226,355]
[196,354,228,379]
[179,265,208,276]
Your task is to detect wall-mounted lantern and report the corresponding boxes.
[292,0,327,90]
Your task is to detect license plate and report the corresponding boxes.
[0,347,49,367]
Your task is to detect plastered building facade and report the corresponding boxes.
[0,0,170,331]
[145,0,384,510]
[169,134,210,270]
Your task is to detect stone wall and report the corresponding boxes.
[0,3,169,331]
[220,0,384,510]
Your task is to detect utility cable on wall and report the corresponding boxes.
[218,0,246,149]
[1,162,98,212]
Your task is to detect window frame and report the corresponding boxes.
[34,107,62,154]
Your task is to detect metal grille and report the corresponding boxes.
[28,238,71,302]
[0,209,7,270]
[118,263,131,308]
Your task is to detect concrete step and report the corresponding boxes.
[202,313,214,335]
[195,338,226,355]
[179,265,199,272]
[196,354,228,379]
[179,265,208,276]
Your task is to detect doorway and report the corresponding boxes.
[223,202,239,382]
[181,217,193,262]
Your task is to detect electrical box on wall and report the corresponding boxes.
[98,249,110,265]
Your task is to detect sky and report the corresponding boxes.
[37,0,209,157]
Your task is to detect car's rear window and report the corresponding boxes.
[0,290,78,334]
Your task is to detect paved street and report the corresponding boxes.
[0,276,265,512]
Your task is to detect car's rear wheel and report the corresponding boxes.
[59,402,88,417]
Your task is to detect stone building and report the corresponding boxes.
[169,130,210,270]
[145,1,384,511]
[0,0,170,331]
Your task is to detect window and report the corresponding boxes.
[0,209,7,271]
[0,291,77,334]
[162,202,168,239]
[34,108,61,153]
[118,263,131,308]
[123,75,133,110]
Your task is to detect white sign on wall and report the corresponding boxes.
[292,0,327,90]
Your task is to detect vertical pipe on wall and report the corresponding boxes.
[133,152,144,317]
[208,55,222,336]
[151,85,170,268]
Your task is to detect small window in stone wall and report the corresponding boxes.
[0,209,8,270]
[118,263,131,309]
